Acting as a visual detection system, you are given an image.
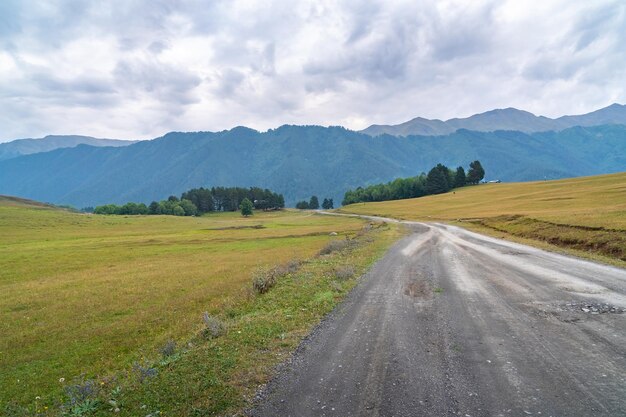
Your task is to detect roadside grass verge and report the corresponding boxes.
[468,215,626,261]
[339,172,626,266]
[91,221,398,417]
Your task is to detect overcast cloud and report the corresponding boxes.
[0,0,624,141]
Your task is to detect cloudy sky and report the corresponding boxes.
[0,0,625,141]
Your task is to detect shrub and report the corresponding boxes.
[273,264,289,277]
[251,261,302,295]
[330,281,343,293]
[252,267,279,294]
[64,377,99,406]
[318,239,351,255]
[61,376,100,416]
[202,312,225,338]
[285,258,302,273]
[335,265,355,280]
[132,362,157,383]
[356,223,375,236]
[160,339,176,357]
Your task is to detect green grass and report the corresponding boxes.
[0,197,400,415]
[339,172,626,265]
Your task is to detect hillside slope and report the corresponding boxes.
[0,195,57,209]
[339,172,626,263]
[0,125,625,208]
[362,103,626,136]
[0,135,135,161]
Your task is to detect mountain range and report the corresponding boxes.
[1,123,625,208]
[361,103,626,136]
[0,135,136,161]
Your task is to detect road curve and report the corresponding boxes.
[248,221,626,417]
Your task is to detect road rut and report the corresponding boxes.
[249,222,626,417]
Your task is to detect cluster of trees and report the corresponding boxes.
[181,186,284,213]
[94,186,285,216]
[93,197,199,216]
[295,196,334,210]
[94,202,147,215]
[342,160,485,205]
[321,198,335,209]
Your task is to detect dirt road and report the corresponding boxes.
[249,221,626,417]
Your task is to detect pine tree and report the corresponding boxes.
[309,195,320,209]
[454,166,466,188]
[467,160,485,184]
[425,164,451,195]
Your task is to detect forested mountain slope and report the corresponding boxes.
[1,124,625,207]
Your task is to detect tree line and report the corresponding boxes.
[295,195,334,210]
[94,186,285,216]
[342,160,485,205]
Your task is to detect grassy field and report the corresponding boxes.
[0,197,399,415]
[339,172,626,264]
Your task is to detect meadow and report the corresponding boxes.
[340,172,626,264]
[0,197,399,415]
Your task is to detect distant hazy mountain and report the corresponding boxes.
[1,124,625,208]
[557,103,626,126]
[361,103,626,136]
[0,135,136,161]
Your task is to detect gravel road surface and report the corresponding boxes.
[249,221,626,417]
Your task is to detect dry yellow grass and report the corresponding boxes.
[340,172,626,229]
[340,172,626,263]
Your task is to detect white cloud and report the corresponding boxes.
[0,0,624,141]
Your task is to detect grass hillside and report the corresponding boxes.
[340,172,626,264]
[0,198,399,415]
[0,195,56,208]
